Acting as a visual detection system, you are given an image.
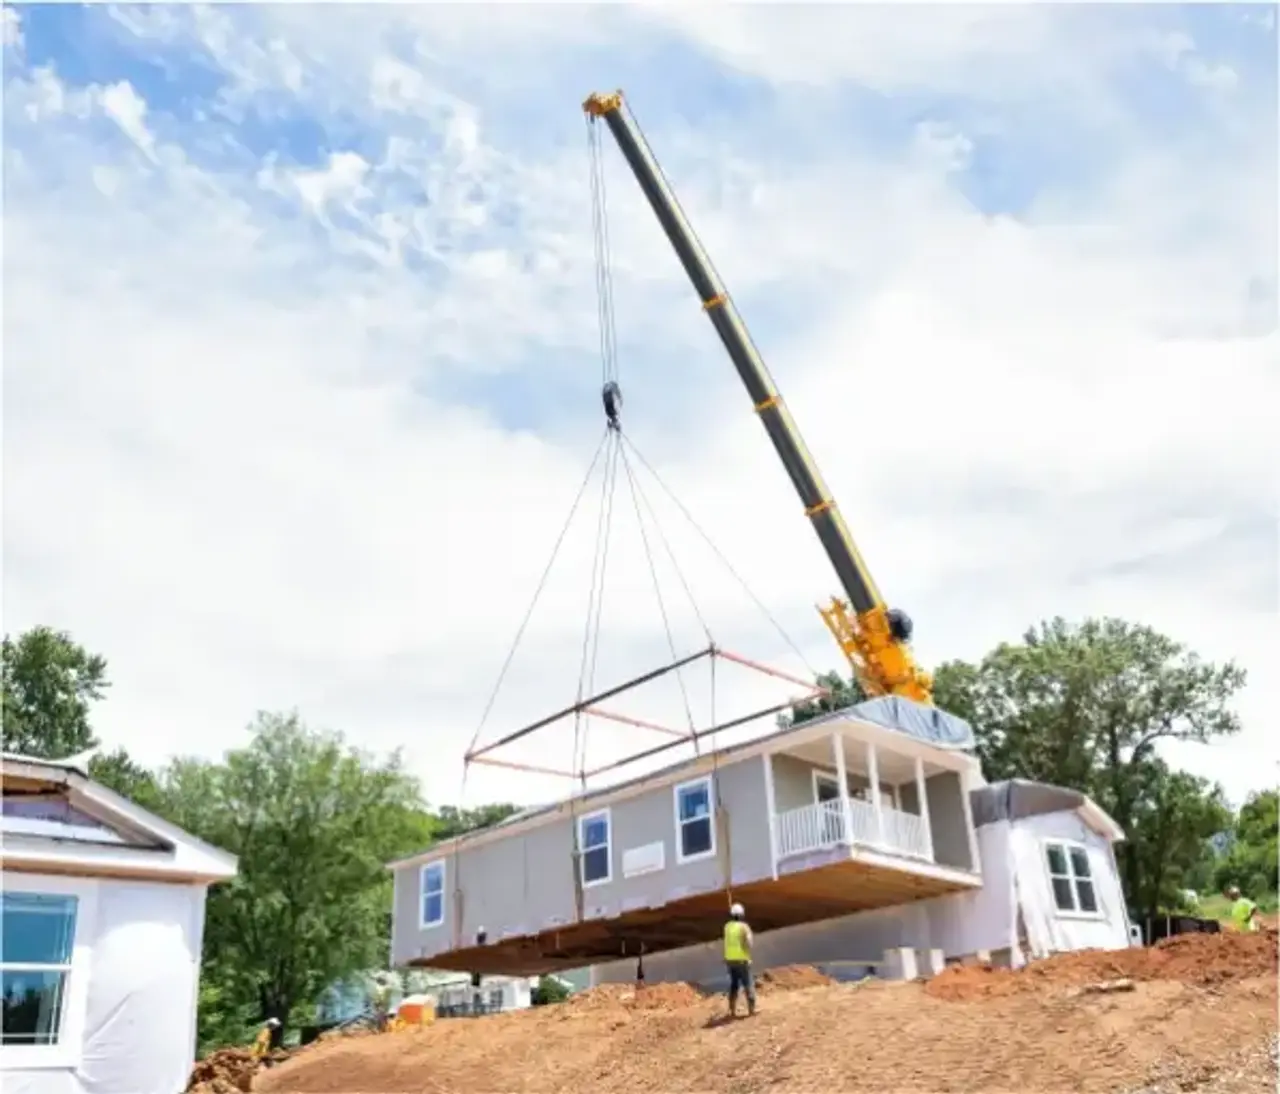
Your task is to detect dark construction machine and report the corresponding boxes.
[582,90,934,707]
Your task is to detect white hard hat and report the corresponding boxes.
[730,902,744,917]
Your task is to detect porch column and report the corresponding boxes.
[914,756,935,861]
[831,732,854,845]
[865,741,885,846]
[960,766,981,874]
[761,751,779,878]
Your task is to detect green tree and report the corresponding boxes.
[781,670,866,729]
[1123,759,1232,916]
[531,975,572,1006]
[157,711,431,1045]
[87,747,166,811]
[932,616,1245,905]
[431,803,521,840]
[1,626,109,757]
[1215,789,1278,898]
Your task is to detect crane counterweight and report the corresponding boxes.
[584,89,934,705]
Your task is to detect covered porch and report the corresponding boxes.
[763,718,982,875]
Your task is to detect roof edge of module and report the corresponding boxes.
[386,692,978,873]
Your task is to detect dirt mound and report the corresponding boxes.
[563,980,704,1013]
[756,964,834,992]
[253,933,1277,1094]
[188,1047,292,1094]
[187,1048,259,1094]
[927,927,1278,1002]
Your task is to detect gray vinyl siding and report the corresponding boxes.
[900,771,973,871]
[391,755,773,967]
[770,753,897,814]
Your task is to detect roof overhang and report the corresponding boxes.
[2,753,239,883]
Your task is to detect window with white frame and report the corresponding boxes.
[1044,840,1099,915]
[675,777,715,862]
[0,891,79,1048]
[420,861,446,928]
[578,809,611,887]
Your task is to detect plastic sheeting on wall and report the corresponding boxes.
[4,876,207,1094]
[1008,811,1131,960]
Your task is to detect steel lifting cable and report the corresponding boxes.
[618,431,819,681]
[453,426,613,941]
[616,438,700,750]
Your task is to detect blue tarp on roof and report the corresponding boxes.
[844,695,977,751]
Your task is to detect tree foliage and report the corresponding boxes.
[933,616,1246,915]
[1,626,109,757]
[152,712,434,1045]
[1215,789,1278,897]
[431,803,522,841]
[781,670,866,729]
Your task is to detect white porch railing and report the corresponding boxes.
[775,798,932,861]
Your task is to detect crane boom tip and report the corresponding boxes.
[583,90,623,116]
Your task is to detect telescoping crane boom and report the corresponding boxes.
[584,89,933,705]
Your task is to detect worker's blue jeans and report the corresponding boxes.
[726,960,755,1012]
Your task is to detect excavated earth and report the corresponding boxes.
[242,933,1277,1094]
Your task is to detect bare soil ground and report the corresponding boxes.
[243,932,1277,1094]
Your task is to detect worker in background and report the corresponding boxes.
[1224,885,1260,932]
[723,902,756,1018]
[251,1017,281,1058]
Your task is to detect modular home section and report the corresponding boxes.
[391,756,773,969]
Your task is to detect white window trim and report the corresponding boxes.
[812,770,839,803]
[0,872,99,1072]
[577,808,613,889]
[813,769,870,804]
[673,776,717,865]
[419,860,446,930]
[1043,839,1105,921]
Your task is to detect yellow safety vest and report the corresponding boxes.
[724,919,750,962]
[1231,897,1258,932]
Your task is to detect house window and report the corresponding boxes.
[675,777,715,863]
[578,809,611,887]
[1044,840,1099,916]
[0,892,78,1047]
[487,988,504,1011]
[420,861,446,928]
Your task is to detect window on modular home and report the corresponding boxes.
[579,810,611,886]
[0,892,78,1046]
[1044,841,1098,915]
[420,862,445,928]
[676,778,714,861]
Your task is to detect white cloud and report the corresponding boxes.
[3,6,1275,815]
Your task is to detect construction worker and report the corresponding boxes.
[723,902,756,1018]
[251,1017,281,1058]
[1224,885,1260,932]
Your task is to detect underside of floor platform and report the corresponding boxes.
[412,858,979,977]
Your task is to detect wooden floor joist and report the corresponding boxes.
[412,858,976,976]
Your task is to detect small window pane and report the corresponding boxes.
[582,816,608,850]
[1068,846,1092,879]
[815,778,839,802]
[1075,879,1098,914]
[1050,876,1075,912]
[681,815,713,858]
[423,866,443,896]
[678,784,710,822]
[1,894,77,966]
[422,892,443,925]
[1045,844,1068,876]
[582,845,609,883]
[1,969,68,1045]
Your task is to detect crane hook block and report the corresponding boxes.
[602,381,623,429]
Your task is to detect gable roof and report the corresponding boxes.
[2,752,239,883]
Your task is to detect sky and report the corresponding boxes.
[4,2,1277,815]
